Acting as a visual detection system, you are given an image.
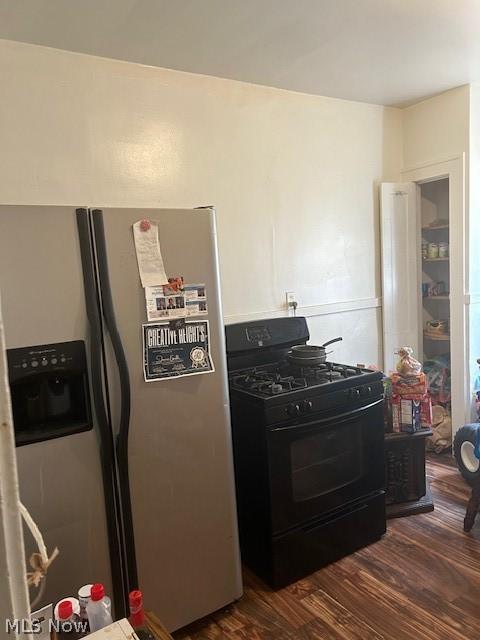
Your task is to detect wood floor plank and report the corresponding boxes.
[312,561,438,640]
[356,529,475,603]
[213,586,297,639]
[245,569,316,629]
[301,587,385,640]
[315,563,472,640]
[173,620,226,640]
[294,618,379,640]
[174,456,480,640]
[343,539,480,638]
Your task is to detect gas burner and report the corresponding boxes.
[293,363,346,382]
[329,371,343,380]
[345,367,360,377]
[232,367,308,396]
[300,369,330,382]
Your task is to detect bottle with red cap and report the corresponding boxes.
[56,599,85,639]
[86,583,113,632]
[129,590,155,640]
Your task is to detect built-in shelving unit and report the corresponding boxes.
[420,179,451,427]
[422,224,449,231]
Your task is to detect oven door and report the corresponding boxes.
[268,398,385,535]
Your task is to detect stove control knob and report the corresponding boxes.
[287,403,301,417]
[360,386,370,397]
[302,400,313,412]
[352,388,361,399]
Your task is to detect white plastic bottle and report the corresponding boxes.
[78,584,93,632]
[86,583,113,632]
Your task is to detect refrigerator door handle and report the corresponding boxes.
[90,208,139,593]
[76,208,127,617]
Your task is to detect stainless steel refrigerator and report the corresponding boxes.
[0,205,242,631]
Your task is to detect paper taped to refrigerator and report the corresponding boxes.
[133,219,169,287]
[145,282,208,322]
[143,320,214,381]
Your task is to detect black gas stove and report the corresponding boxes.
[225,316,386,588]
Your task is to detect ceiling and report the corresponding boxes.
[1,0,480,106]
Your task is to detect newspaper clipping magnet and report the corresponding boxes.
[143,320,214,381]
[145,280,208,322]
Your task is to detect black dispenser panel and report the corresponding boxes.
[7,341,92,446]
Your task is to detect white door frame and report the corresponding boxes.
[402,155,468,435]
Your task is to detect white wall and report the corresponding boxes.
[0,39,402,366]
[402,86,469,170]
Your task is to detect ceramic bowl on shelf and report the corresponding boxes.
[425,319,449,336]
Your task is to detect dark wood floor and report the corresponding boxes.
[174,454,480,639]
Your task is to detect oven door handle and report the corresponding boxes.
[301,501,369,533]
[270,398,383,433]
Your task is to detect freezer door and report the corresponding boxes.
[0,206,115,610]
[97,207,242,631]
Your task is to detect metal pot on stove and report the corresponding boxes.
[287,337,343,367]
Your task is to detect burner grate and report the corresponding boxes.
[232,368,307,396]
[293,362,364,381]
[230,361,370,396]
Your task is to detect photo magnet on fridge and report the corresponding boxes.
[184,283,208,316]
[143,320,214,381]
[145,280,208,321]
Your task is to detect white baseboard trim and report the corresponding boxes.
[224,297,381,324]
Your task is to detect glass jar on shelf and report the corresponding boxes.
[438,242,449,258]
[427,242,439,259]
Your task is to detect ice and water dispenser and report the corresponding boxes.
[7,340,92,446]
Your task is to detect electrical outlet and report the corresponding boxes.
[286,291,297,309]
